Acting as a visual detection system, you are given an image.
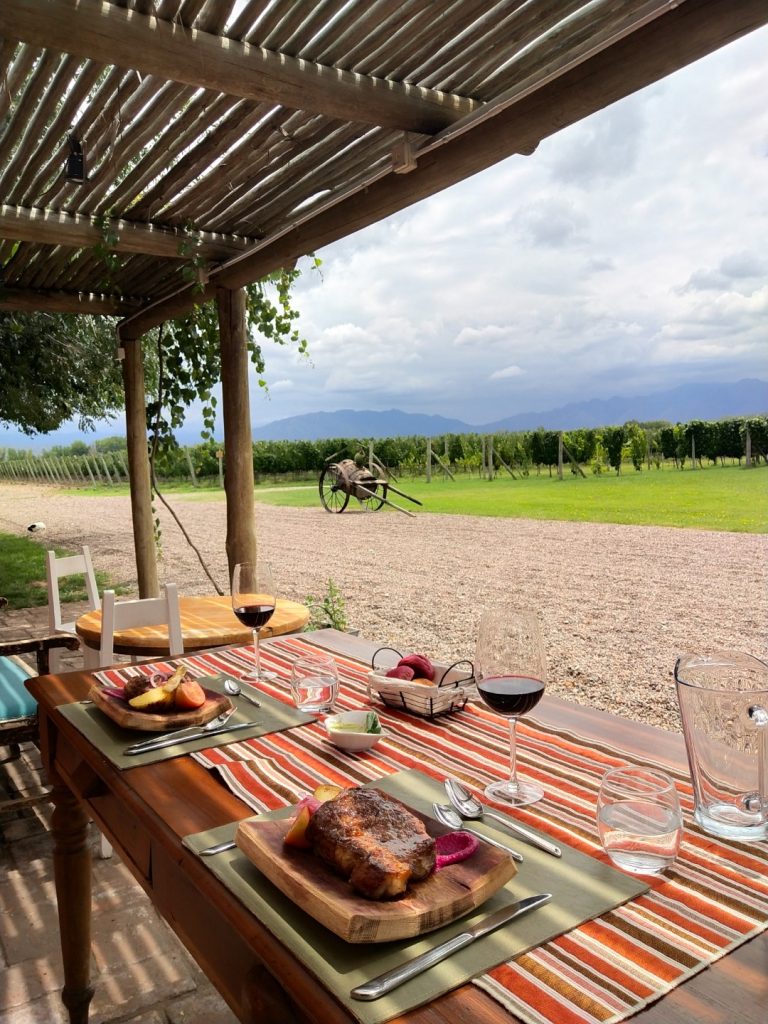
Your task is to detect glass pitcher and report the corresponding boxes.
[675,651,768,842]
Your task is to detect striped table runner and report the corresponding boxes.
[98,637,768,1024]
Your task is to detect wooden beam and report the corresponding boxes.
[117,0,768,339]
[217,286,256,579]
[0,205,256,261]
[121,339,159,599]
[0,288,138,315]
[0,0,477,133]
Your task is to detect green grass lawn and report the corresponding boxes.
[256,463,768,532]
[0,533,126,610]
[57,462,766,532]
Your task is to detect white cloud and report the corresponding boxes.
[490,365,525,381]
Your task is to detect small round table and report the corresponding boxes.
[75,594,310,660]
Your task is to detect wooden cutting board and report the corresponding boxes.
[88,685,232,731]
[236,807,517,943]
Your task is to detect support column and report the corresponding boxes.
[217,286,257,579]
[122,338,159,597]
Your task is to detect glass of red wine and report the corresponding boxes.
[475,608,546,806]
[231,561,276,683]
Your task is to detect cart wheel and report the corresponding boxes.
[319,466,349,513]
[358,483,385,512]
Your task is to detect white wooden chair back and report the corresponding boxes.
[45,545,100,633]
[99,583,183,667]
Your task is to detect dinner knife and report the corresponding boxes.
[350,893,551,1001]
[124,722,255,755]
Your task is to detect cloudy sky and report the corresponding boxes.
[3,24,767,447]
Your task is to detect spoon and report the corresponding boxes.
[431,803,523,863]
[223,678,261,708]
[445,778,562,858]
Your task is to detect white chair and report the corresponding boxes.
[45,546,100,672]
[98,583,183,668]
[97,583,183,859]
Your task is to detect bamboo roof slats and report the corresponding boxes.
[0,0,764,326]
[125,99,279,221]
[12,61,104,207]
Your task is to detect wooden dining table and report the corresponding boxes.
[75,594,310,661]
[27,630,768,1024]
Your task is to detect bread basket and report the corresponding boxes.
[367,647,475,719]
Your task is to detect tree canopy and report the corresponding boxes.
[0,311,126,434]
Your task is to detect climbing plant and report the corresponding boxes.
[144,258,318,451]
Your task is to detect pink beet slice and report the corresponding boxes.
[397,653,434,680]
[434,831,480,869]
[385,665,415,681]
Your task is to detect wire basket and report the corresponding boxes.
[367,647,475,719]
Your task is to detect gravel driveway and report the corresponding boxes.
[2,482,765,730]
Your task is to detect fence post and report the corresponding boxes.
[557,433,564,480]
[82,456,96,486]
[745,426,752,468]
[488,435,495,480]
[184,447,198,487]
[90,455,103,484]
[426,439,432,482]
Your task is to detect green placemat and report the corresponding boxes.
[57,674,314,769]
[183,770,647,1024]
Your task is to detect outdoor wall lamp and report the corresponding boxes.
[65,131,87,183]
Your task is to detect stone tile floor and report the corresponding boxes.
[1,604,239,1024]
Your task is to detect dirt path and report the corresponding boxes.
[1,482,765,730]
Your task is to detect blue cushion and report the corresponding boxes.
[0,655,36,721]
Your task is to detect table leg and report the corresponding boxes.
[51,780,94,1024]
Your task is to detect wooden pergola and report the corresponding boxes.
[1,0,765,595]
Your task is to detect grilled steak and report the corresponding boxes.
[305,788,436,899]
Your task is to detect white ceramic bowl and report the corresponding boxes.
[324,711,386,752]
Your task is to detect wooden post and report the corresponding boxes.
[216,449,224,488]
[122,338,159,598]
[184,447,198,487]
[558,433,564,479]
[82,456,96,487]
[89,454,103,484]
[745,426,752,468]
[488,436,495,480]
[426,439,432,482]
[99,455,113,485]
[217,286,256,578]
[480,436,486,479]
[369,441,374,475]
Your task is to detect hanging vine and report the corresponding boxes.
[142,256,320,592]
[145,258,318,450]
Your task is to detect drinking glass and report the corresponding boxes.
[597,766,683,874]
[475,608,547,806]
[231,562,276,683]
[290,654,339,714]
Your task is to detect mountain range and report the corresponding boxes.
[252,379,768,441]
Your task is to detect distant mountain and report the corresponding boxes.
[484,378,768,432]
[252,379,767,440]
[252,408,472,441]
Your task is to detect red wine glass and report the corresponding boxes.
[475,608,546,806]
[231,562,276,683]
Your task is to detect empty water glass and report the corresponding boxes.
[290,653,339,714]
[597,766,683,874]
